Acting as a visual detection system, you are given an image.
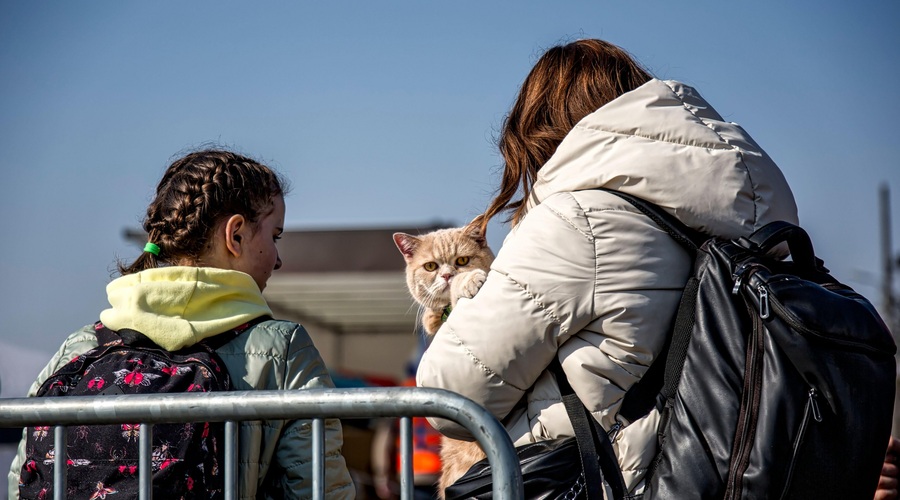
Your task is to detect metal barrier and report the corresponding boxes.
[0,387,524,500]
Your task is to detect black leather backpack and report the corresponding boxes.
[605,189,896,500]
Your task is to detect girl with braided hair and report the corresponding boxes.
[8,149,355,499]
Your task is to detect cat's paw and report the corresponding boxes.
[451,269,488,306]
[422,309,443,337]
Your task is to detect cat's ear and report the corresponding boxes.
[393,232,420,261]
[464,217,488,248]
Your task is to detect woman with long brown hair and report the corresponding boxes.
[417,38,801,497]
[419,38,900,500]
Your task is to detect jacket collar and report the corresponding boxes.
[99,266,273,351]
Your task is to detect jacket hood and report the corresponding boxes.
[527,79,798,238]
[99,267,273,351]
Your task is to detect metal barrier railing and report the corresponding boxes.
[0,387,524,500]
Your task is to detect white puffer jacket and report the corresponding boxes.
[416,79,798,494]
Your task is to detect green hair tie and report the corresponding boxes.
[143,242,161,256]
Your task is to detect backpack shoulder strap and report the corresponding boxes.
[96,315,272,352]
[199,315,272,351]
[598,188,704,253]
[549,357,626,500]
[596,189,705,425]
[94,322,123,345]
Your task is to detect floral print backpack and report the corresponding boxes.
[18,319,259,500]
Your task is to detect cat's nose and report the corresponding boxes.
[442,273,452,282]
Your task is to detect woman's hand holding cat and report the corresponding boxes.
[450,269,488,307]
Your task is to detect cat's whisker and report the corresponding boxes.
[415,281,448,308]
[414,283,433,301]
[413,303,428,335]
[427,281,447,299]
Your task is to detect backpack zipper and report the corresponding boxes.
[778,388,823,499]
[762,281,890,355]
[757,285,770,319]
[808,387,823,422]
[732,265,769,320]
[724,304,765,500]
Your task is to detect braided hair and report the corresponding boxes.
[118,149,288,275]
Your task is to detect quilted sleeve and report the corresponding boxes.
[7,325,98,500]
[416,193,598,439]
[265,324,355,500]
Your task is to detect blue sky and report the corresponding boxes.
[1,1,898,364]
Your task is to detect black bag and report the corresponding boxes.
[445,359,627,500]
[605,190,897,499]
[18,318,263,500]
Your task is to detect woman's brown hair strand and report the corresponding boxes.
[482,39,652,230]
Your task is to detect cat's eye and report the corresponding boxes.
[455,256,470,266]
[423,262,438,272]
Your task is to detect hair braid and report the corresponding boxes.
[118,149,289,275]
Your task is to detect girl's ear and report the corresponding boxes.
[223,214,248,258]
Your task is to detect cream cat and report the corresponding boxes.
[393,223,494,336]
[392,222,494,497]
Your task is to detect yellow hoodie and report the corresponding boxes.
[99,267,273,351]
